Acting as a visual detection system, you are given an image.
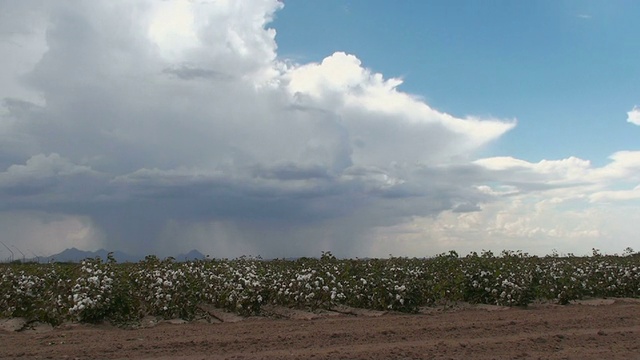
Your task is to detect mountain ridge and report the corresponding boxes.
[38,248,207,263]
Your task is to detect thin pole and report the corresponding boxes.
[0,240,14,262]
[28,249,41,263]
[12,245,26,262]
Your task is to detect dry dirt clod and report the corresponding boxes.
[0,318,27,332]
[197,304,245,323]
[329,305,387,317]
[261,305,321,320]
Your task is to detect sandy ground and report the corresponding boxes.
[1,299,639,360]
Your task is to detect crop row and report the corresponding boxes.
[1,250,639,326]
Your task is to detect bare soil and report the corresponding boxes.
[1,299,639,360]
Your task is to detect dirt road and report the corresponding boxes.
[1,299,639,359]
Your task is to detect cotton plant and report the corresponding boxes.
[193,258,269,315]
[0,268,45,318]
[129,256,211,319]
[1,264,73,325]
[66,258,117,322]
[274,261,334,310]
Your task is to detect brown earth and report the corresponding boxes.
[1,299,639,360]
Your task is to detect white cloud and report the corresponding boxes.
[379,152,637,256]
[370,154,640,256]
[591,151,640,180]
[474,156,593,183]
[148,0,199,58]
[0,154,101,205]
[0,153,94,182]
[368,195,618,257]
[287,52,516,166]
[590,185,640,203]
[473,152,640,197]
[627,106,640,125]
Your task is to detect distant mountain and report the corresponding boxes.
[40,248,207,263]
[40,248,142,263]
[176,249,207,261]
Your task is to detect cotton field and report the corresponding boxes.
[1,250,639,326]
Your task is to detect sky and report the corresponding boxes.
[0,0,639,259]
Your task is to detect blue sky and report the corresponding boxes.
[0,0,639,258]
[273,1,640,165]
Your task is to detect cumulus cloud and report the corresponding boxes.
[627,106,640,125]
[0,0,632,258]
[373,152,640,257]
[590,185,640,203]
[0,153,97,200]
